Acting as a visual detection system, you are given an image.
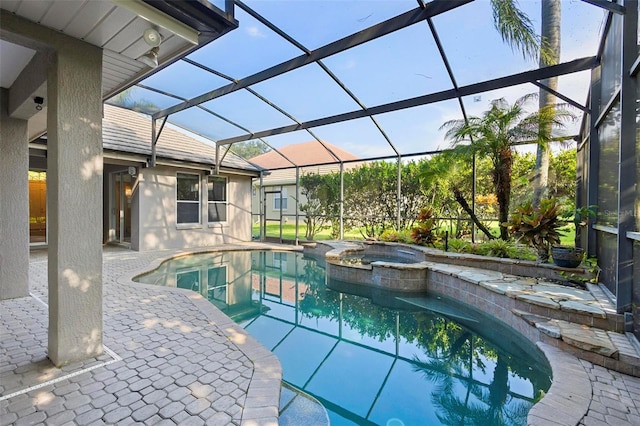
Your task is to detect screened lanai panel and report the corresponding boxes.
[249,63,362,122]
[430,1,537,87]
[558,1,605,63]
[601,13,623,104]
[555,70,592,107]
[167,106,245,142]
[140,60,229,99]
[372,99,464,155]
[245,0,415,51]
[105,86,181,114]
[186,7,303,79]
[201,90,296,133]
[309,117,396,159]
[260,130,317,151]
[597,102,621,228]
[321,22,452,107]
[460,83,539,118]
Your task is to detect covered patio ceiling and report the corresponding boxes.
[1,0,237,140]
[104,0,614,169]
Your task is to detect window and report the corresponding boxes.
[208,176,227,222]
[274,188,288,210]
[177,173,200,224]
[177,270,200,292]
[207,266,228,304]
[273,251,287,268]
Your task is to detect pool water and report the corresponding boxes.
[135,250,552,426]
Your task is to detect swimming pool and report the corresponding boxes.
[135,250,552,426]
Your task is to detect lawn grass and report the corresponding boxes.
[254,222,576,246]
[253,223,362,241]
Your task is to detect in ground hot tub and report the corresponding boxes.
[305,241,431,293]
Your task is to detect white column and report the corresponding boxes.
[0,88,29,300]
[47,44,104,366]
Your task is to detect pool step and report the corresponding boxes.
[513,309,640,377]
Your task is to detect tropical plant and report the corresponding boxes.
[441,94,574,241]
[488,0,563,207]
[489,0,555,65]
[504,198,565,262]
[561,205,597,246]
[379,229,413,244]
[474,239,514,259]
[446,238,472,253]
[411,207,439,247]
[417,151,497,240]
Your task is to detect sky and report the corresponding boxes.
[115,0,607,161]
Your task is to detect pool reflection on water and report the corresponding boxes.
[135,250,552,426]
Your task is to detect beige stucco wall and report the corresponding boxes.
[0,88,30,300]
[134,166,253,251]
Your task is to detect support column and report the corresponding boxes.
[615,0,638,312]
[47,44,104,366]
[0,88,29,300]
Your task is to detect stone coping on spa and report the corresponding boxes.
[305,240,594,282]
[305,240,614,325]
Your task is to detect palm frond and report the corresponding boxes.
[491,0,554,64]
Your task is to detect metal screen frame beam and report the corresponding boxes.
[614,0,638,312]
[152,1,473,120]
[216,57,597,146]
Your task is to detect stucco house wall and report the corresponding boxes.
[133,167,253,251]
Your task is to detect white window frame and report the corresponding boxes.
[208,175,228,224]
[274,188,288,211]
[176,172,201,225]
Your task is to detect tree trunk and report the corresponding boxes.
[452,187,495,240]
[495,149,513,240]
[532,0,561,207]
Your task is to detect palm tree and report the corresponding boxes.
[441,94,573,240]
[532,0,562,206]
[489,0,555,65]
[489,0,562,207]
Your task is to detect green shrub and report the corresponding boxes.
[380,229,413,243]
[474,239,511,258]
[447,238,472,253]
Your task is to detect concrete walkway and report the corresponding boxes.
[1,244,640,425]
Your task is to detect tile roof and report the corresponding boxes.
[103,104,259,173]
[248,141,359,169]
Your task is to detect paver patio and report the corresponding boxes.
[1,244,639,425]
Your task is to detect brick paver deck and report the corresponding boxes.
[1,244,285,426]
[1,244,639,425]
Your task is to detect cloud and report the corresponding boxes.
[342,59,357,70]
[246,26,266,38]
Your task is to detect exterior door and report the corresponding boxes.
[28,171,47,245]
[113,172,132,243]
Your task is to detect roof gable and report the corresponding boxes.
[248,141,359,169]
[103,105,258,172]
